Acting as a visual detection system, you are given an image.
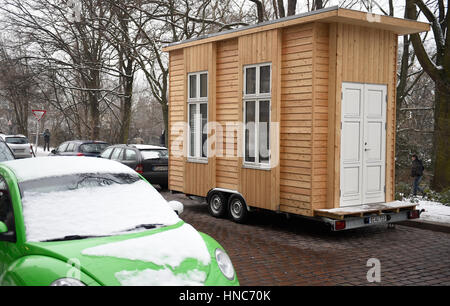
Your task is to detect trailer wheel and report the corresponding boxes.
[228,195,248,223]
[207,192,227,218]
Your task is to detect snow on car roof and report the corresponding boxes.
[129,144,167,150]
[2,156,136,182]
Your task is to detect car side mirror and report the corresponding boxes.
[168,201,184,216]
[51,149,57,154]
[0,221,8,234]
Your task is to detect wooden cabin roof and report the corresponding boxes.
[163,6,430,52]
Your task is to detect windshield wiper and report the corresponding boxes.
[42,235,106,242]
[121,224,165,232]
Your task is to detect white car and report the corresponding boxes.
[0,134,34,159]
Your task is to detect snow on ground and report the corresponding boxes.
[34,146,54,157]
[407,198,450,224]
[115,268,207,286]
[21,180,180,242]
[3,156,136,182]
[82,223,211,267]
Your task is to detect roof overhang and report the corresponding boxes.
[163,6,430,52]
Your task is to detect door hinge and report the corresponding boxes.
[384,186,386,193]
[385,122,387,130]
[341,122,343,130]
[341,92,343,100]
[339,189,342,197]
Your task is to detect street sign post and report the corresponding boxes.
[32,110,47,154]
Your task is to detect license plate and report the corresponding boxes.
[369,215,388,224]
[14,149,25,153]
[153,166,168,172]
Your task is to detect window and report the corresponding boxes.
[0,142,14,162]
[101,148,114,159]
[111,148,124,161]
[5,137,29,145]
[66,143,76,152]
[244,64,271,166]
[80,143,109,154]
[188,72,208,160]
[0,176,15,242]
[57,143,68,152]
[124,149,137,161]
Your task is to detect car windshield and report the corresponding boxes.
[80,143,109,154]
[19,173,180,242]
[0,142,14,161]
[5,137,28,145]
[140,150,169,160]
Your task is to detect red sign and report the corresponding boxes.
[32,110,47,121]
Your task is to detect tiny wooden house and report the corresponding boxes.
[163,7,429,222]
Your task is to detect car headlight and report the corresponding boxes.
[215,248,235,281]
[50,278,86,286]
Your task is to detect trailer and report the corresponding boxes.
[162,7,430,230]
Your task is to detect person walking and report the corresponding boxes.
[411,154,425,196]
[43,129,51,152]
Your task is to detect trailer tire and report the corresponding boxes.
[207,192,227,218]
[228,195,248,223]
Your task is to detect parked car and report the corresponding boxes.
[101,144,168,190]
[0,138,15,162]
[0,134,33,159]
[50,140,109,157]
[0,157,238,286]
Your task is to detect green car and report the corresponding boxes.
[0,157,239,286]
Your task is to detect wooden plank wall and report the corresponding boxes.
[279,23,315,216]
[311,23,330,211]
[183,44,214,196]
[168,50,185,192]
[327,23,397,208]
[238,29,281,211]
[216,39,240,191]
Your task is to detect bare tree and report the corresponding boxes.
[406,0,449,191]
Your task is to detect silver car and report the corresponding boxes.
[0,134,34,159]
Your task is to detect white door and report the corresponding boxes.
[340,83,387,207]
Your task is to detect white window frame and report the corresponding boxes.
[243,63,272,169]
[187,71,208,162]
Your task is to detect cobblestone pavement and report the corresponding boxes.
[162,191,450,286]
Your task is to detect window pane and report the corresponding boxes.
[189,75,197,99]
[260,65,271,94]
[200,73,208,98]
[200,103,208,158]
[245,67,256,95]
[259,101,270,164]
[189,104,197,157]
[111,148,123,161]
[245,101,256,163]
[125,149,137,161]
[100,148,114,159]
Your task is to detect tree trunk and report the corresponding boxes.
[277,0,285,18]
[287,0,297,16]
[432,82,450,191]
[249,0,264,23]
[406,0,450,191]
[120,70,134,144]
[161,102,169,148]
